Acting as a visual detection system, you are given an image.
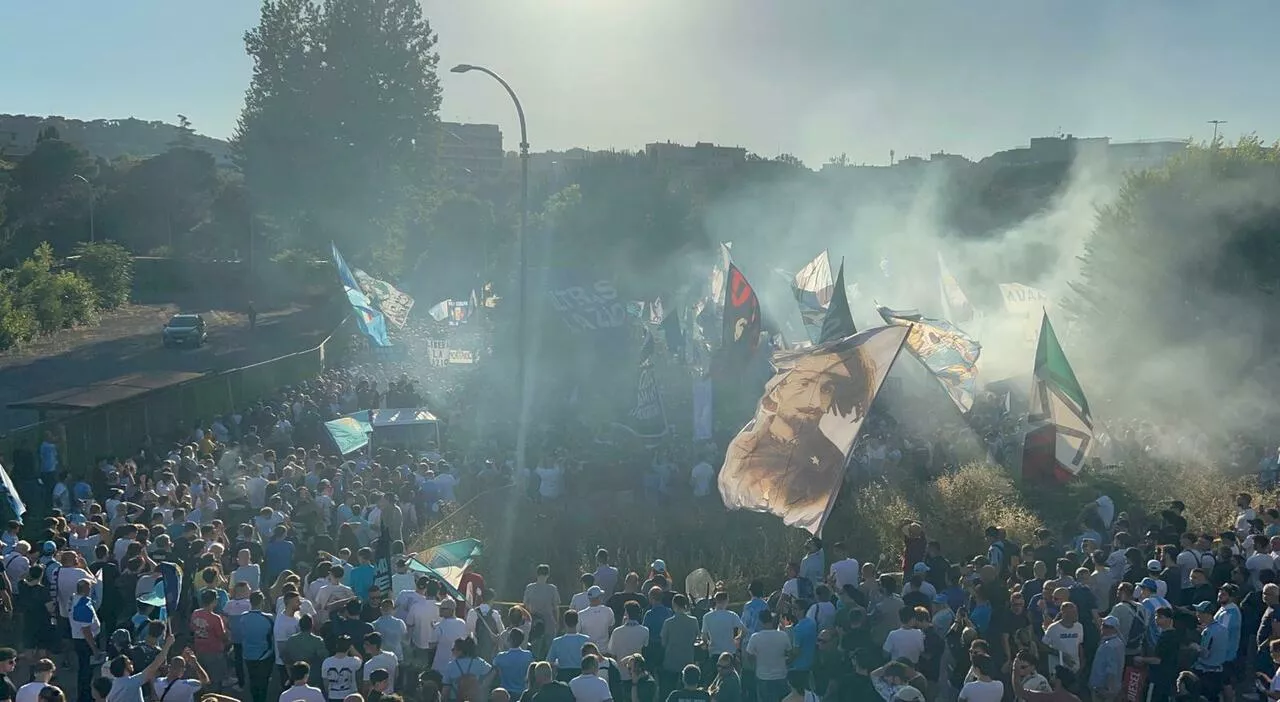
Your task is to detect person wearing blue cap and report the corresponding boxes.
[1191,600,1228,700]
[1137,577,1170,651]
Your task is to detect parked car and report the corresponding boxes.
[162,313,207,348]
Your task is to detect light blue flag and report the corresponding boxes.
[877,305,982,413]
[331,242,392,347]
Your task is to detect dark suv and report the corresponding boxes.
[162,314,207,348]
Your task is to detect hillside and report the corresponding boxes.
[0,114,231,164]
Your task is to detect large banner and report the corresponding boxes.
[353,268,415,329]
[613,363,668,440]
[331,243,391,347]
[999,282,1050,314]
[719,326,908,534]
[547,275,626,333]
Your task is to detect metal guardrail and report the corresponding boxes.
[0,316,353,474]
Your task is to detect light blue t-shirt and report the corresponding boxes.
[106,671,147,702]
[702,609,745,655]
[493,647,535,695]
[374,615,408,658]
[547,632,590,671]
[788,617,817,672]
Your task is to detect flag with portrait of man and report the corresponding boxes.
[719,326,908,534]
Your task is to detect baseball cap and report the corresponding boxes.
[41,541,55,555]
[651,559,667,573]
[893,687,926,702]
[1139,577,1160,592]
[587,585,604,599]
[69,514,87,525]
[1101,615,1120,629]
[933,594,949,604]
[912,562,930,574]
[1147,559,1162,572]
[1193,601,1215,613]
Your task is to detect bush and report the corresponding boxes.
[0,242,101,350]
[72,241,132,309]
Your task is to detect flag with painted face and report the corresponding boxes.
[877,305,982,413]
[719,326,908,534]
[352,268,415,328]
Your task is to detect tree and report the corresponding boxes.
[2,137,95,260]
[827,153,850,167]
[170,114,196,149]
[97,146,219,254]
[774,153,807,170]
[72,240,133,309]
[1064,136,1280,429]
[234,0,443,272]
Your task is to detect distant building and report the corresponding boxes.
[644,141,747,170]
[984,134,1188,169]
[0,129,34,159]
[438,122,504,179]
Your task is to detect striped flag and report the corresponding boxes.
[1023,312,1093,481]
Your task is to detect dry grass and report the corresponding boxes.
[410,461,1260,601]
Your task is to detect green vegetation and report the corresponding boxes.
[0,243,102,350]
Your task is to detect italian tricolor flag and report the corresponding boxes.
[1023,312,1093,482]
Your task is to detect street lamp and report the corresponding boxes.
[451,63,531,474]
[71,174,95,243]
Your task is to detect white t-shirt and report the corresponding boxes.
[55,566,93,617]
[113,537,136,564]
[691,462,715,497]
[1042,620,1084,671]
[1247,552,1274,587]
[829,558,860,591]
[746,629,792,681]
[1238,507,1259,534]
[15,682,49,702]
[579,605,615,648]
[321,655,362,700]
[959,679,1004,702]
[431,617,470,672]
[569,591,591,612]
[883,627,925,663]
[279,685,327,702]
[570,673,613,702]
[363,651,399,693]
[152,677,202,702]
[274,612,302,664]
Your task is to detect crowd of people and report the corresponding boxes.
[2,318,1279,702]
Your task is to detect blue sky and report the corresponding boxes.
[3,1,1275,165]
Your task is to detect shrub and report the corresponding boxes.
[0,242,101,350]
[72,241,132,309]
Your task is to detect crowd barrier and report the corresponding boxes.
[0,316,354,474]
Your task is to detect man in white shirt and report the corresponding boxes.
[430,598,469,674]
[282,660,327,702]
[745,611,791,702]
[153,652,210,702]
[882,606,925,664]
[231,549,262,592]
[53,551,95,619]
[570,656,613,702]
[314,566,355,625]
[361,632,399,694]
[577,587,614,650]
[827,542,860,592]
[1042,602,1085,672]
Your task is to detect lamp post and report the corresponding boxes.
[1208,119,1227,145]
[71,174,95,243]
[451,63,530,473]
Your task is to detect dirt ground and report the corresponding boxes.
[0,299,337,431]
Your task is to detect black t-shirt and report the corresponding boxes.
[0,672,15,702]
[607,592,645,623]
[665,689,710,702]
[837,672,877,702]
[1152,628,1182,684]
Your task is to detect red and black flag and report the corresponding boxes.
[721,263,761,367]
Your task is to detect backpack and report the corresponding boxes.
[452,658,483,702]
[1123,602,1148,653]
[473,606,501,660]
